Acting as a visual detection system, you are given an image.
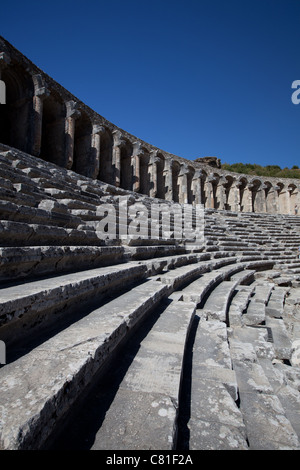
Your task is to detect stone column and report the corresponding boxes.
[271,185,280,214]
[178,163,189,204]
[89,124,105,179]
[132,141,143,192]
[64,100,81,169]
[163,156,173,201]
[192,169,204,205]
[0,52,10,104]
[244,182,254,212]
[149,150,160,198]
[258,183,268,213]
[217,176,227,210]
[205,175,216,209]
[286,187,293,215]
[31,74,49,157]
[112,130,125,187]
[229,180,241,212]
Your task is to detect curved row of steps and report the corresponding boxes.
[0,145,300,450]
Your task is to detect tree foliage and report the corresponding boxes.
[221,162,300,179]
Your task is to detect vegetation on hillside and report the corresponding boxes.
[221,162,300,179]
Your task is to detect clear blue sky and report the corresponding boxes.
[1,0,300,168]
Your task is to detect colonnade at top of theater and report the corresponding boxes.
[0,46,299,215]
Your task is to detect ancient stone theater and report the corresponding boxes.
[0,35,300,450]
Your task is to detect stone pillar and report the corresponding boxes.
[31,74,49,157]
[229,181,241,212]
[192,169,204,205]
[149,150,160,198]
[163,156,173,201]
[0,52,10,104]
[132,141,143,192]
[112,130,125,187]
[286,187,293,215]
[271,185,280,214]
[64,100,81,169]
[178,163,189,204]
[204,175,216,209]
[216,177,227,210]
[89,124,105,179]
[244,182,254,212]
[258,183,268,213]
[279,186,291,214]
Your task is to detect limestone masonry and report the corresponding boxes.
[0,36,300,451]
[0,36,299,215]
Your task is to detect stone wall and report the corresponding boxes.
[1,35,299,215]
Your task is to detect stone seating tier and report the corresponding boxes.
[0,147,300,450]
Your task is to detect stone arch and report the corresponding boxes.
[40,91,65,166]
[73,111,92,176]
[98,128,113,185]
[0,63,33,152]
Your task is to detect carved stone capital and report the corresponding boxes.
[66,100,81,120]
[218,176,227,186]
[32,74,49,99]
[163,156,173,171]
[207,174,217,183]
[192,169,204,180]
[133,141,144,156]
[112,129,126,147]
[92,124,106,135]
[179,163,189,177]
[149,150,161,165]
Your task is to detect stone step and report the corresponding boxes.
[184,316,248,450]
[0,219,106,247]
[229,328,300,449]
[0,245,127,283]
[0,262,147,347]
[85,299,197,450]
[197,270,256,323]
[265,317,293,361]
[200,280,239,322]
[0,279,169,450]
[180,262,245,305]
[241,281,275,326]
[228,285,255,326]
[154,257,237,291]
[258,359,300,441]
[0,199,82,228]
[265,287,286,318]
